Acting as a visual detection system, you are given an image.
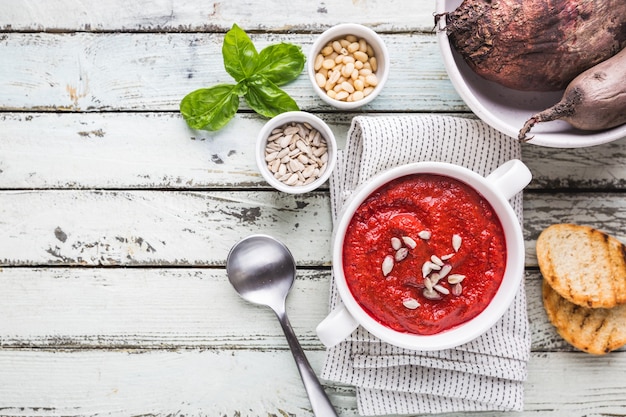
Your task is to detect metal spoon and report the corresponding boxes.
[226,234,338,417]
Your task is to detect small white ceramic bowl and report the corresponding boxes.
[307,23,390,110]
[436,0,626,148]
[316,160,532,350]
[256,111,337,194]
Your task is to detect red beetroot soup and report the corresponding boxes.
[342,173,507,335]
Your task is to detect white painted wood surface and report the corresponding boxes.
[1,1,625,416]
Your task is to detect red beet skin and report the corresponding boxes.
[438,0,626,91]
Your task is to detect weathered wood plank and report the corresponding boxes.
[2,113,626,191]
[522,140,626,190]
[523,192,626,267]
[1,190,625,267]
[0,347,623,417]
[0,0,437,33]
[0,112,350,190]
[0,190,333,267]
[0,268,333,350]
[0,32,462,112]
[0,267,617,353]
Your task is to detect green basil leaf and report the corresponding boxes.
[222,23,259,82]
[244,74,299,118]
[179,84,240,131]
[256,43,306,86]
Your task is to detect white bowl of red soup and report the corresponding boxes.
[316,160,532,350]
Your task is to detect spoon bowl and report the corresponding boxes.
[226,234,338,417]
[226,235,295,309]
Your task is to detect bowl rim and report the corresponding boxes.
[255,111,337,194]
[435,0,626,148]
[307,23,390,110]
[331,161,525,350]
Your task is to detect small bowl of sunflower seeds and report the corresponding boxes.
[256,111,337,194]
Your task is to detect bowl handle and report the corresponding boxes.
[485,159,532,201]
[316,301,359,347]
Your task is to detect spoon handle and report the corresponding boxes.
[276,309,339,417]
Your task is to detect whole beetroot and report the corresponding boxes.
[437,0,626,91]
[518,47,626,141]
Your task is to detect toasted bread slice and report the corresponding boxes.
[543,279,626,354]
[536,224,626,308]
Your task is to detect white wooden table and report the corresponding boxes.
[1,1,625,416]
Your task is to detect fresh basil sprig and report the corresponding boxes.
[180,24,305,131]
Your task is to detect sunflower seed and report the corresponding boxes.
[426,261,441,271]
[447,274,466,284]
[452,234,462,252]
[289,159,305,172]
[434,284,450,295]
[283,126,300,136]
[402,236,417,249]
[395,247,409,261]
[265,151,279,162]
[429,272,441,285]
[268,132,284,142]
[423,288,442,300]
[285,173,299,186]
[441,253,455,260]
[438,264,452,279]
[402,298,420,309]
[382,255,394,276]
[418,230,431,240]
[422,261,433,278]
[431,255,444,266]
[452,283,463,296]
[424,277,434,291]
[279,134,293,148]
[391,237,402,250]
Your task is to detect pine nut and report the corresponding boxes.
[314,54,324,71]
[341,81,355,93]
[315,73,326,88]
[335,91,349,100]
[322,59,335,69]
[353,51,368,62]
[365,74,379,87]
[370,56,378,72]
[321,45,333,56]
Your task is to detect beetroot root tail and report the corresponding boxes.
[518,98,577,142]
[518,117,539,142]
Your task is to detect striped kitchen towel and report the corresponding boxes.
[320,115,530,415]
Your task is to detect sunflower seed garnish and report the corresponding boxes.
[391,237,402,250]
[447,274,466,284]
[438,264,452,279]
[452,283,463,296]
[434,284,450,295]
[402,236,417,249]
[395,247,409,262]
[421,261,433,278]
[402,298,420,309]
[424,277,433,291]
[423,288,442,300]
[382,255,394,276]
[431,255,444,266]
[452,234,462,252]
[418,230,431,240]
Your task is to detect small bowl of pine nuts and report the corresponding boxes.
[308,23,390,109]
[256,111,337,194]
